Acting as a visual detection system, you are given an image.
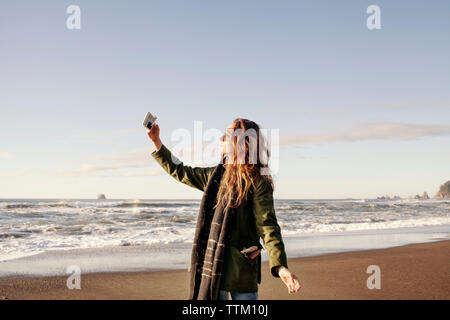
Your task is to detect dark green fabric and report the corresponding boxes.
[152,144,288,293]
[151,144,215,191]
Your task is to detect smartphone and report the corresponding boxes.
[240,246,261,260]
[143,112,156,130]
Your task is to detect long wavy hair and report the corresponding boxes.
[215,118,273,210]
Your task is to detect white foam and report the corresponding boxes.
[280,217,450,235]
[1,198,449,262]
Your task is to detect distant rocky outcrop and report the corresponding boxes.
[376,195,401,200]
[414,192,429,200]
[435,181,450,199]
[97,194,106,200]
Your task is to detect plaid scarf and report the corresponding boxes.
[188,163,233,300]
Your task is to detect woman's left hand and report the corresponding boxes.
[278,266,302,294]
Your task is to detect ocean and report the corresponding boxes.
[1,198,449,277]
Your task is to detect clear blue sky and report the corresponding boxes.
[1,0,449,199]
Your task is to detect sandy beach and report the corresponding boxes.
[1,240,449,300]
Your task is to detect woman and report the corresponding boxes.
[147,117,301,300]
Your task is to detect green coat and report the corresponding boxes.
[152,144,288,293]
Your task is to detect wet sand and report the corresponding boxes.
[1,240,449,300]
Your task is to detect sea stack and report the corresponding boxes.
[434,181,450,198]
[414,192,429,200]
[376,195,400,200]
[97,194,106,200]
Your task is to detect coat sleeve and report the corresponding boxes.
[252,177,288,278]
[151,144,215,192]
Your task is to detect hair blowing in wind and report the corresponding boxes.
[215,118,273,210]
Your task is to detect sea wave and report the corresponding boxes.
[280,216,450,234]
[0,198,449,262]
[114,201,196,208]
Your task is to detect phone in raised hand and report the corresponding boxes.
[143,112,156,130]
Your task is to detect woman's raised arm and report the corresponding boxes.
[147,122,214,192]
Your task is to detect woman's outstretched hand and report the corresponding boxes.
[146,116,162,151]
[278,266,301,294]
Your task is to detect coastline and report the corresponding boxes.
[1,240,449,300]
[1,224,449,278]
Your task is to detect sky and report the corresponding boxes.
[1,0,449,199]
